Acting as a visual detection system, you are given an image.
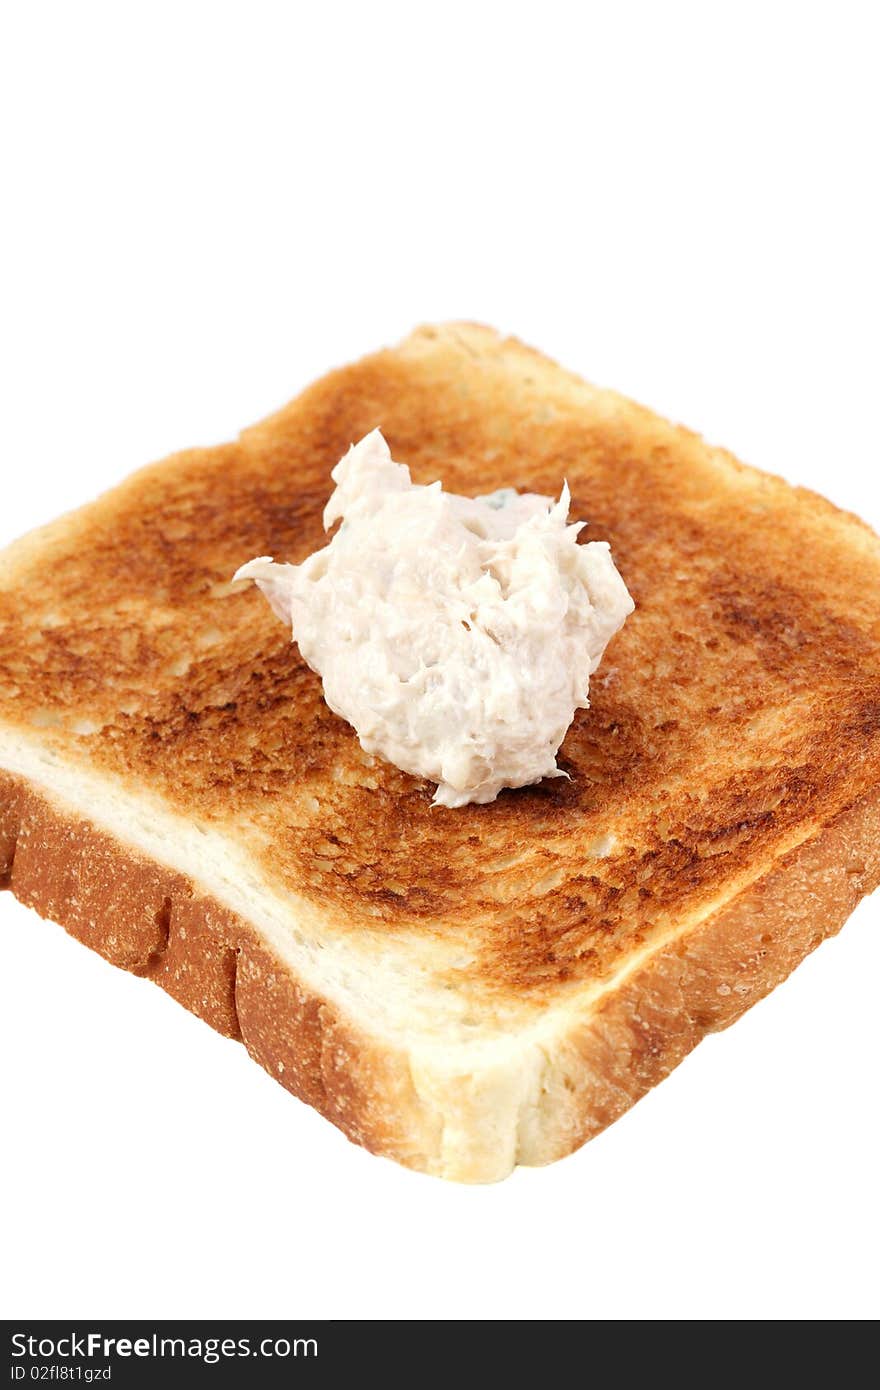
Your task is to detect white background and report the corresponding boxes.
[1,2,878,1322]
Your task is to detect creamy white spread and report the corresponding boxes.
[234,429,633,807]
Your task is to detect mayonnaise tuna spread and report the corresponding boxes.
[234,429,633,807]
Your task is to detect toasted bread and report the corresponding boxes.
[2,323,879,1180]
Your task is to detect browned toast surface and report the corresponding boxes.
[3,325,879,999]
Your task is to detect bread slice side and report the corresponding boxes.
[3,735,878,1180]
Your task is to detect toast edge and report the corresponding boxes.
[0,768,444,1177]
[2,765,879,1181]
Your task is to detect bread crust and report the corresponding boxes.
[0,768,440,1171]
[3,765,877,1179]
[523,782,880,1162]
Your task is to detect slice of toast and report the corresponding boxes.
[2,323,879,1181]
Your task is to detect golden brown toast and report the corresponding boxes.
[2,323,879,1180]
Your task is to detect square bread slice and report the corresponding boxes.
[2,323,879,1181]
